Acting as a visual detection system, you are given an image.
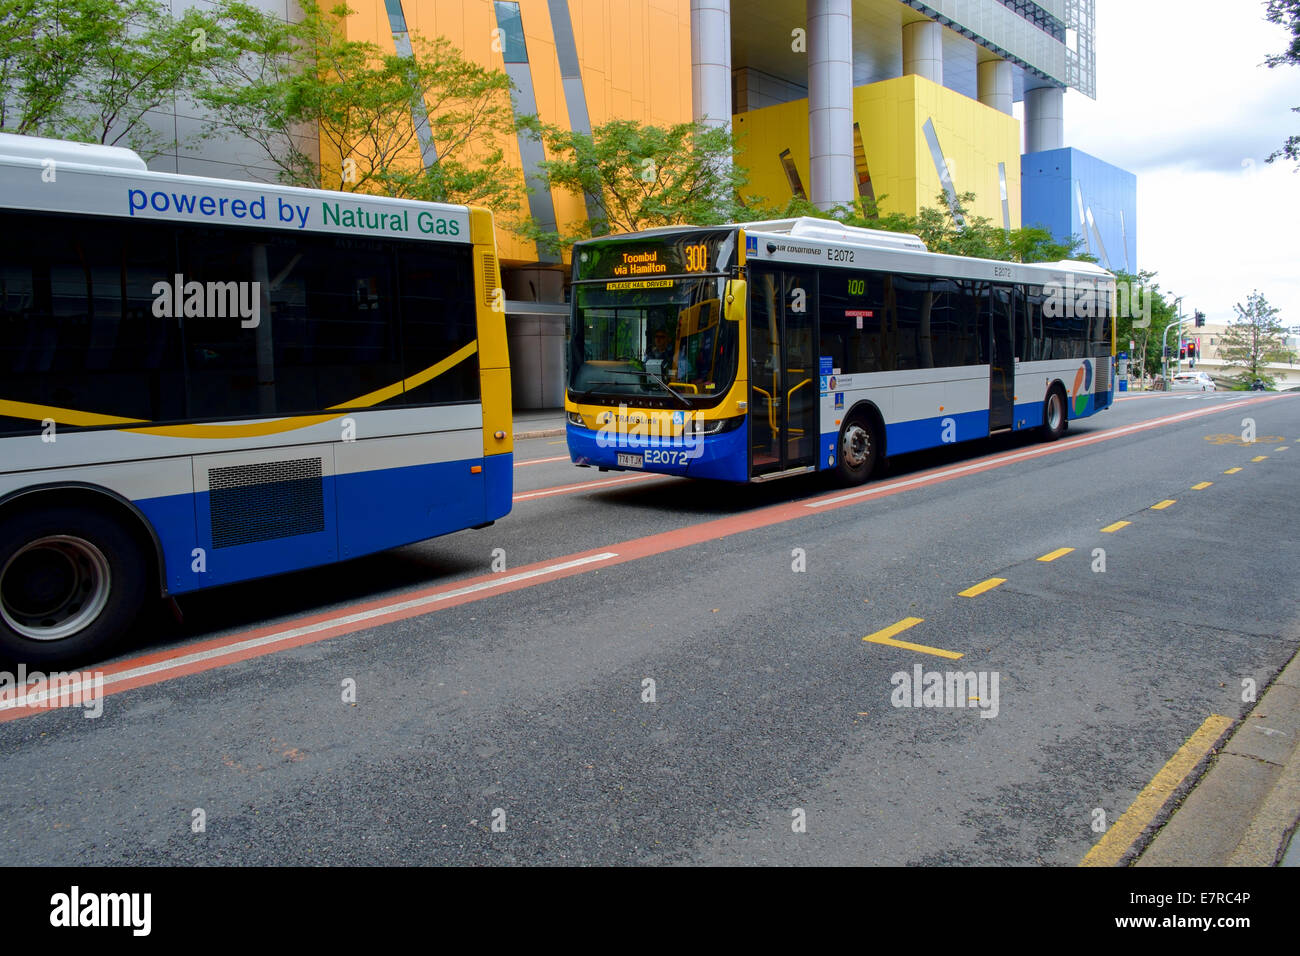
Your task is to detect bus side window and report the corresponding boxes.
[1025,286,1046,361]
[817,270,874,375]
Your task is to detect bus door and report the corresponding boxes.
[990,285,1016,431]
[749,268,817,477]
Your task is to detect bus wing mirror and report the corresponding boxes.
[724,280,745,322]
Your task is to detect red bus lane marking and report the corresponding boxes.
[1,393,1287,722]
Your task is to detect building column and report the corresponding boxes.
[1025,86,1065,153]
[690,0,731,128]
[807,0,854,210]
[978,58,1013,115]
[902,19,943,85]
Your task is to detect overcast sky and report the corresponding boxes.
[1058,0,1299,326]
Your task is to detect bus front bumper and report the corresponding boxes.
[565,422,751,483]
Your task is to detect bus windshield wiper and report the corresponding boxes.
[615,369,693,409]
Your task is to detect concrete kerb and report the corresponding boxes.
[1135,644,1300,867]
[515,427,565,440]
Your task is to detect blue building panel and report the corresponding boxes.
[1022,147,1137,274]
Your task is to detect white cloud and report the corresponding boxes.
[1063,0,1300,325]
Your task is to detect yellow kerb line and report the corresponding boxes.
[1151,499,1176,510]
[1100,521,1130,533]
[1080,714,1234,867]
[1224,467,1243,474]
[959,578,1006,598]
[862,618,963,660]
[1037,547,1074,562]
[1191,482,1213,490]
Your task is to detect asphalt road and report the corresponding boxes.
[2,390,1297,865]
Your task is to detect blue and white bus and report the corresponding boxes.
[0,133,513,663]
[565,217,1115,483]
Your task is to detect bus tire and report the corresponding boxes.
[835,414,879,486]
[0,506,145,664]
[1042,388,1068,442]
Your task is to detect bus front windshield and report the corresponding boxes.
[569,276,738,407]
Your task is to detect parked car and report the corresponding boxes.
[1170,371,1217,391]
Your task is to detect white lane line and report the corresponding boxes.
[1,553,620,710]
[514,455,569,467]
[807,400,1281,510]
[513,474,663,501]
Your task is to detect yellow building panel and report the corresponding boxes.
[738,73,1021,229]
[733,97,811,208]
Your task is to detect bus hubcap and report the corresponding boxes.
[0,536,111,641]
[842,424,871,468]
[1048,396,1062,430]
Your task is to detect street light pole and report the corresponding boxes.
[1163,296,1184,386]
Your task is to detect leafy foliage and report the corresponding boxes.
[1265,0,1300,165]
[520,118,753,252]
[1110,270,1177,379]
[200,1,520,209]
[1218,291,1293,386]
[0,0,220,158]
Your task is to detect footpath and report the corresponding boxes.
[1134,647,1300,866]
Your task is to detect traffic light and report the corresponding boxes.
[1188,342,1197,359]
[1195,310,1206,328]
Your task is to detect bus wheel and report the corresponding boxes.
[0,507,145,664]
[835,415,879,486]
[1042,389,1067,442]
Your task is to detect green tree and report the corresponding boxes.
[1266,0,1300,164]
[1218,291,1292,386]
[0,0,223,158]
[520,118,754,252]
[1111,270,1177,381]
[201,1,519,209]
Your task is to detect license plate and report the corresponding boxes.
[616,453,643,468]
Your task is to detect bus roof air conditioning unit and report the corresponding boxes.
[739,217,928,253]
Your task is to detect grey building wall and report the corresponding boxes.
[145,1,318,183]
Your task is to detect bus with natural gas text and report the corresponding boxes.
[0,133,512,663]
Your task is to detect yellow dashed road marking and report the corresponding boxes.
[1252,456,1268,462]
[959,578,1006,598]
[1151,500,1176,510]
[1101,521,1130,533]
[1224,467,1243,474]
[1037,547,1075,562]
[1191,482,1213,490]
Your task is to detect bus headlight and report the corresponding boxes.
[567,411,585,427]
[698,415,746,435]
